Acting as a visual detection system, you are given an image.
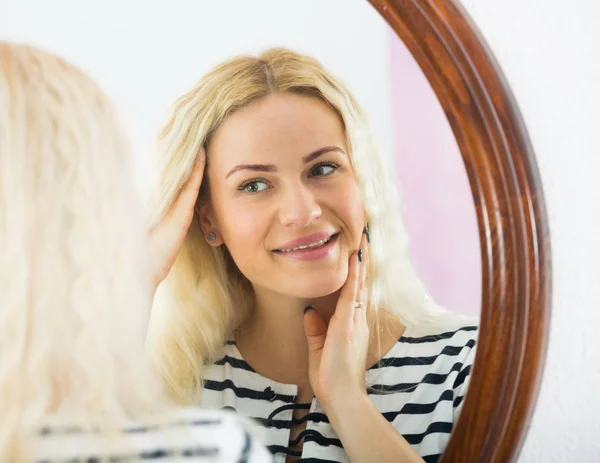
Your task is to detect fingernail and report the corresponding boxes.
[304,304,315,314]
[358,249,363,263]
[364,225,371,243]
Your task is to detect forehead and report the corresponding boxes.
[207,93,346,169]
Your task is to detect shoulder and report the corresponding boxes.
[402,314,479,351]
[400,315,479,389]
[376,314,478,376]
[34,408,272,462]
[162,408,273,462]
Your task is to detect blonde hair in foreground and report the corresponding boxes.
[0,43,168,461]
[148,47,460,405]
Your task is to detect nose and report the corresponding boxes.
[278,181,322,227]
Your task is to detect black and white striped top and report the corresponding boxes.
[33,408,274,462]
[201,321,478,463]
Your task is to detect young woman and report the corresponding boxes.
[147,48,478,463]
[0,42,272,462]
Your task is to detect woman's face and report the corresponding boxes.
[204,93,366,298]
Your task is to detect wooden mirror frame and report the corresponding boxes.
[367,1,552,461]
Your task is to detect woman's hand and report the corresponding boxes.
[148,149,206,293]
[303,230,370,409]
[303,232,424,463]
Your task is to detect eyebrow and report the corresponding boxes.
[225,146,346,180]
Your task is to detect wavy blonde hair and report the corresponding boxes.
[0,43,169,460]
[147,47,455,404]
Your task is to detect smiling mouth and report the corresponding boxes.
[275,233,339,253]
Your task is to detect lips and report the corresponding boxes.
[273,233,339,261]
[277,235,335,252]
[273,231,337,252]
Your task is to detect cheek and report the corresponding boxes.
[330,180,366,228]
[215,199,268,259]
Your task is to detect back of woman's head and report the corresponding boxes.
[148,47,443,404]
[0,43,162,460]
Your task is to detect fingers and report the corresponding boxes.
[303,306,328,354]
[337,229,370,329]
[354,231,369,324]
[336,249,360,329]
[154,148,206,238]
[173,148,206,216]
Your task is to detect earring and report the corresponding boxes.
[207,232,216,243]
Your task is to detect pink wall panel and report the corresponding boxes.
[389,31,481,317]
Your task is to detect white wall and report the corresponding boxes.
[0,0,394,177]
[460,0,600,460]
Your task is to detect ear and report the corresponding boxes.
[195,200,224,246]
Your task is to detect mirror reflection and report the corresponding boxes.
[0,1,480,462]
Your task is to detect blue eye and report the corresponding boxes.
[239,180,268,193]
[311,162,339,177]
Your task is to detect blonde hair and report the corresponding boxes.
[148,47,454,404]
[0,43,169,460]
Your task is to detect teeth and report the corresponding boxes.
[279,236,332,253]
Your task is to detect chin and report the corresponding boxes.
[284,273,346,299]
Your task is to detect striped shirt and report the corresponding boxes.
[201,321,478,463]
[33,408,274,462]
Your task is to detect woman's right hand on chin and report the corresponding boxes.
[148,149,206,293]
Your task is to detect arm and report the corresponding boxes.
[324,393,423,463]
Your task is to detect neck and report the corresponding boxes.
[235,286,340,386]
[234,286,406,388]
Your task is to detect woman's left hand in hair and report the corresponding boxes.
[303,231,370,409]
